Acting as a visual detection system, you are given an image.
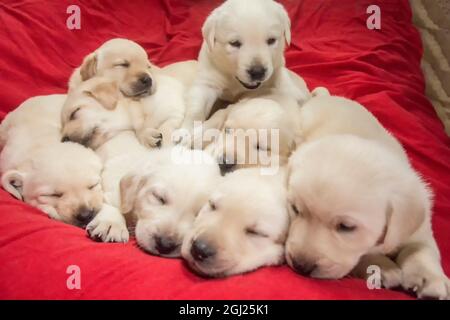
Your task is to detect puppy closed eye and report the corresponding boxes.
[229,40,242,48]
[69,107,81,121]
[256,142,271,152]
[245,227,269,238]
[152,191,167,205]
[42,192,63,198]
[209,200,217,211]
[336,222,357,233]
[291,203,301,216]
[114,61,130,68]
[88,182,100,190]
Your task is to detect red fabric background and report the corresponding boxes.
[0,0,449,299]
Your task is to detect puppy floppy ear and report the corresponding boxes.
[202,9,221,51]
[85,81,119,110]
[80,52,98,81]
[2,170,26,201]
[274,2,291,45]
[120,173,148,215]
[380,184,430,253]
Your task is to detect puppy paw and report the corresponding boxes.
[138,128,163,148]
[172,128,194,148]
[381,267,403,289]
[402,272,449,300]
[86,214,129,243]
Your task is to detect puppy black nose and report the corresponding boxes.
[292,259,317,276]
[191,239,216,262]
[138,74,152,88]
[247,65,266,81]
[75,208,96,226]
[218,157,235,176]
[154,235,177,255]
[61,136,70,143]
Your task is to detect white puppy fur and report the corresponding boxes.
[179,0,310,135]
[201,92,302,175]
[68,38,198,148]
[0,95,103,226]
[182,168,289,277]
[69,38,155,99]
[120,147,221,257]
[286,95,449,299]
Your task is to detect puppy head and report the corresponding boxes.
[182,168,289,277]
[2,143,103,227]
[120,147,220,258]
[75,38,154,98]
[61,77,132,149]
[203,0,290,90]
[285,136,428,279]
[208,97,295,175]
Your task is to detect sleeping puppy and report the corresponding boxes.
[120,147,220,257]
[182,168,289,277]
[286,135,449,299]
[285,96,449,299]
[68,38,198,148]
[68,38,154,99]
[0,95,103,227]
[61,77,142,150]
[178,0,310,138]
[201,93,301,175]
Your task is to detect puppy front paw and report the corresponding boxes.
[138,128,163,148]
[381,266,403,289]
[86,214,129,243]
[402,272,449,300]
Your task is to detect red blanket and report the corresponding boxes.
[0,0,449,299]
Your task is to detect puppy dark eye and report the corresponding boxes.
[229,40,242,48]
[115,61,130,68]
[245,227,268,238]
[153,192,166,205]
[336,222,357,233]
[69,107,81,121]
[88,182,99,190]
[267,37,277,45]
[209,200,216,211]
[291,203,300,216]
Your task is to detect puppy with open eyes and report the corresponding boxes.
[177,0,311,143]
[0,95,103,227]
[69,38,198,148]
[182,168,289,277]
[120,147,221,257]
[286,95,450,299]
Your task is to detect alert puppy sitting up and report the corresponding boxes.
[178,0,311,142]
[286,95,449,299]
[0,95,103,227]
[69,38,198,148]
[182,168,289,277]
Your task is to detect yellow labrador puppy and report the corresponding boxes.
[68,38,198,148]
[68,38,154,98]
[182,168,289,277]
[201,93,301,175]
[286,96,449,299]
[0,95,103,227]
[120,147,221,257]
[178,0,310,136]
